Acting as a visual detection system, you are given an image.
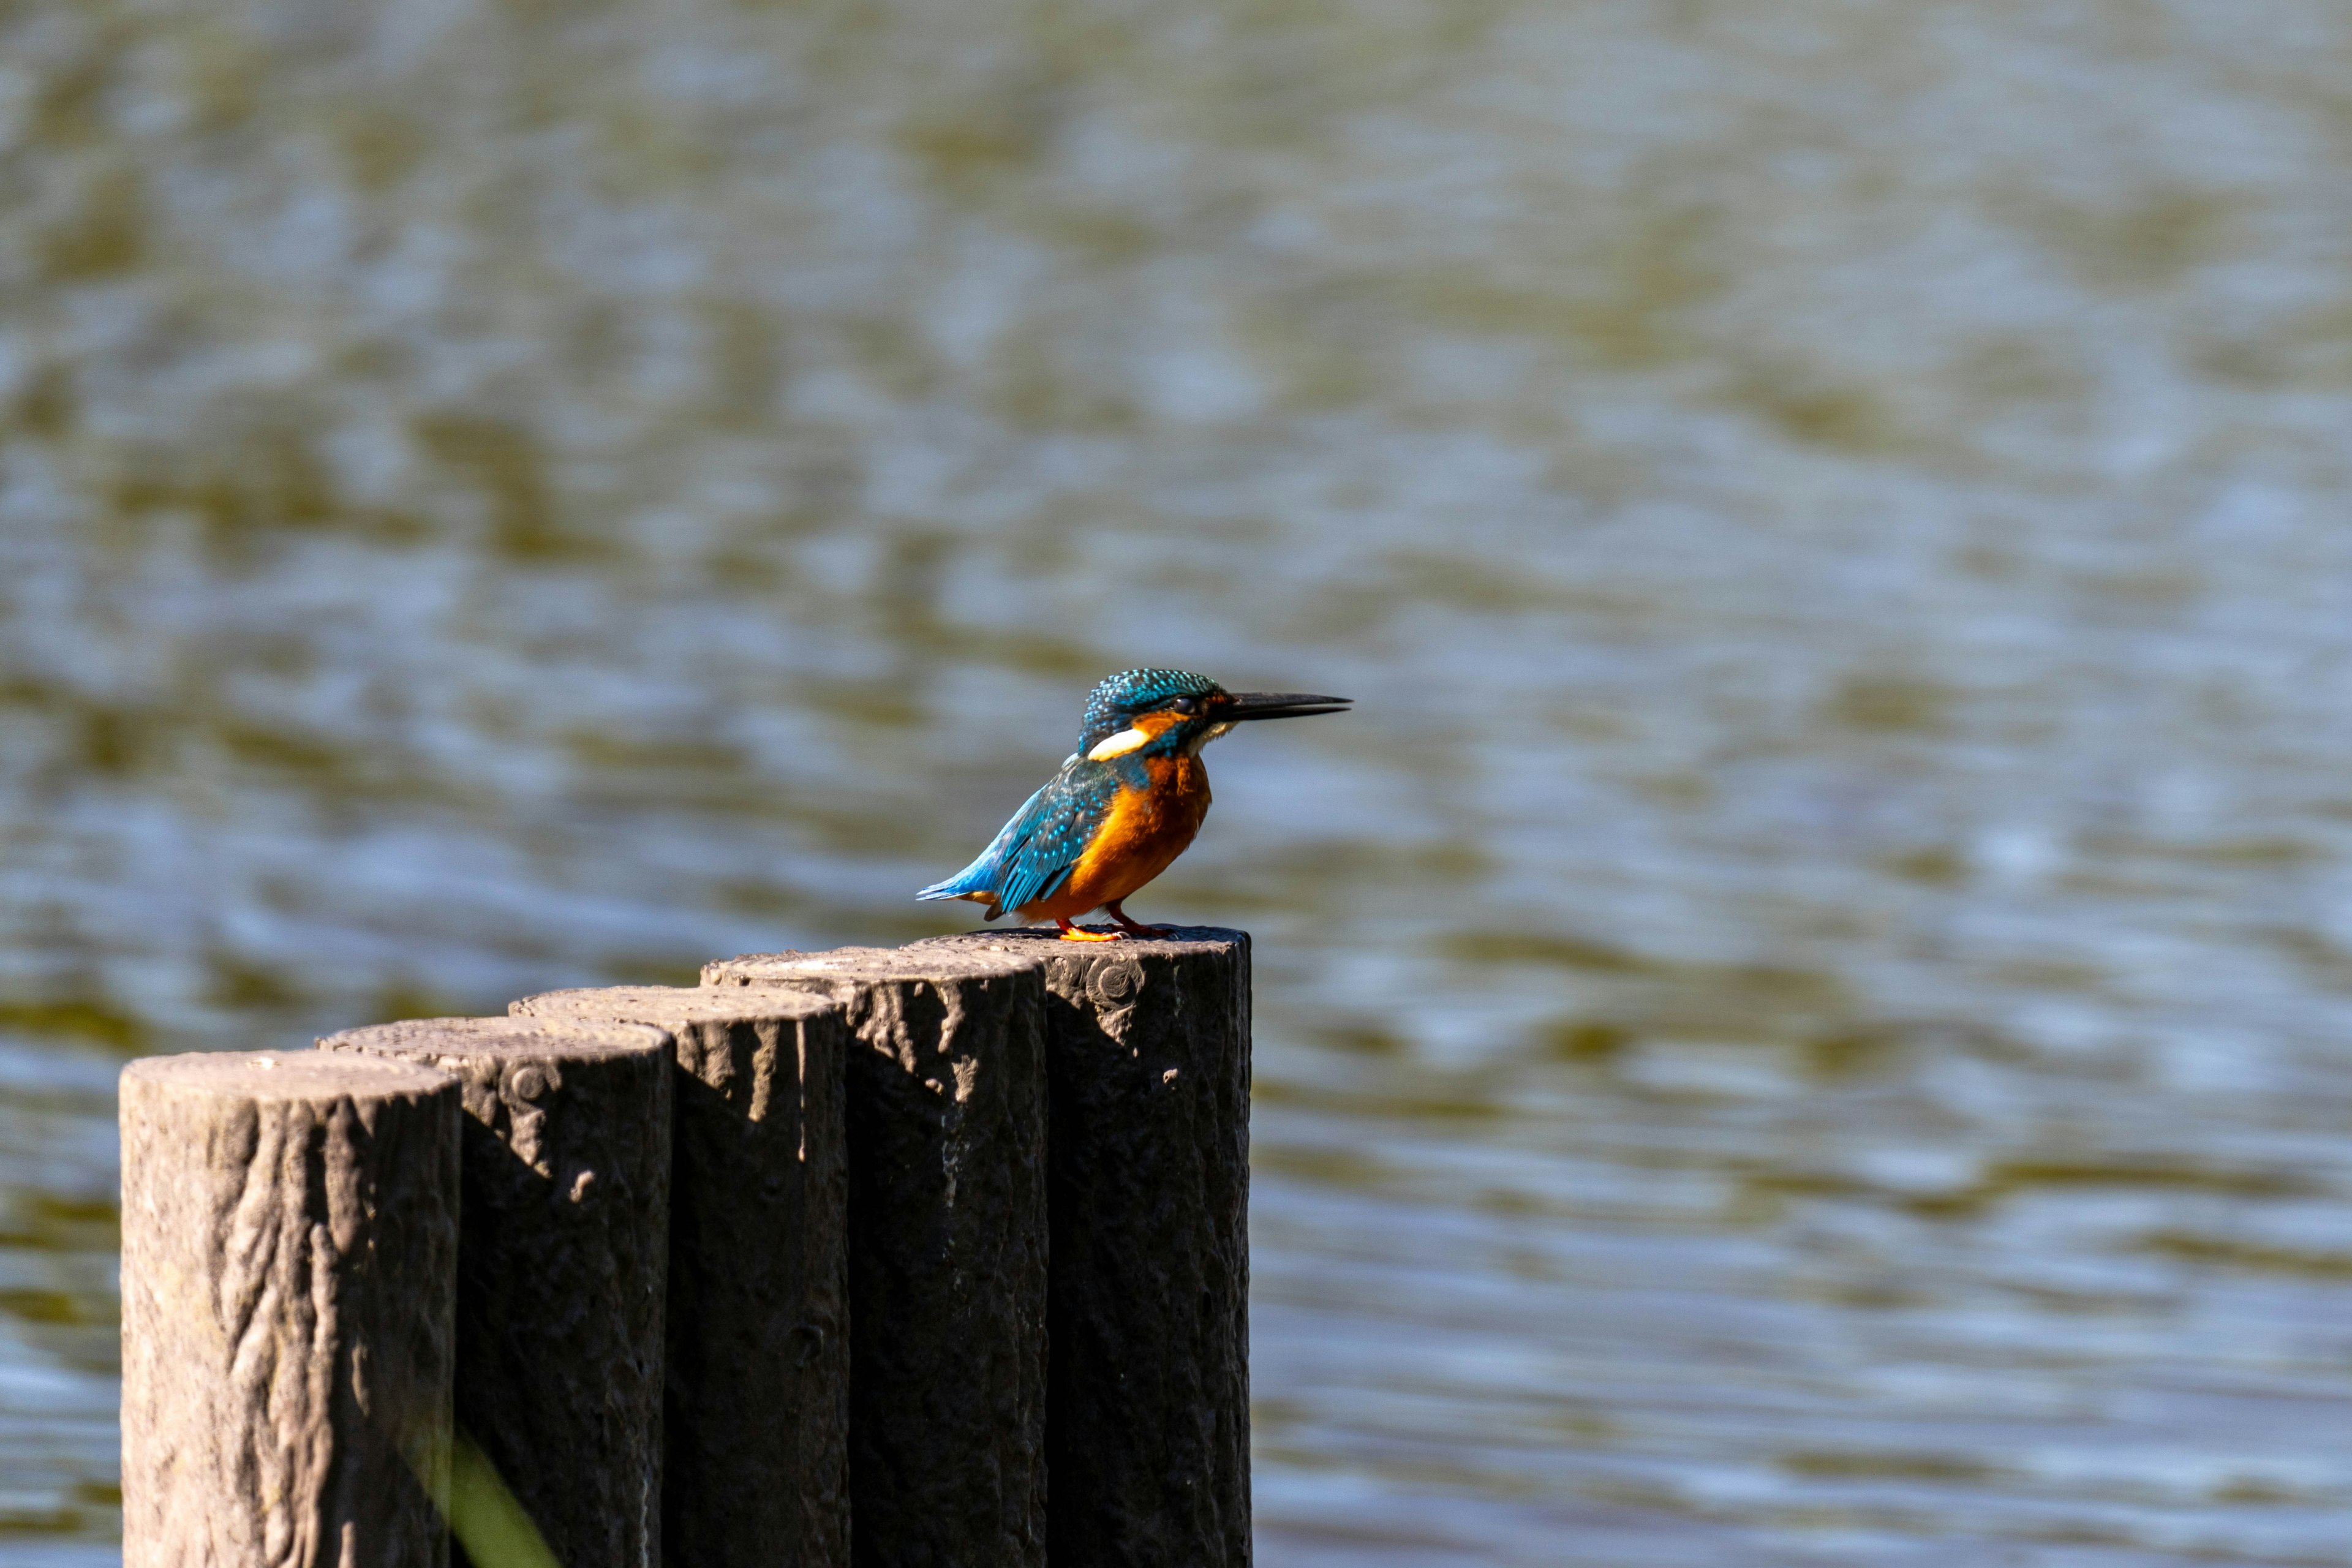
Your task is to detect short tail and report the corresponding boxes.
[918,861,1001,914]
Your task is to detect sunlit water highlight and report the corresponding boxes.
[4,0,2352,1561]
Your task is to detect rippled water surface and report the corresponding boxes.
[7,0,2352,1560]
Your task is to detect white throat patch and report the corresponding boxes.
[1188,721,1235,754]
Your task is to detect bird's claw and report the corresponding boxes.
[1103,903,1171,940]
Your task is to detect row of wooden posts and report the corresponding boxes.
[117,929,1254,1567]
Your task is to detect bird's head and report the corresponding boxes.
[1078,668,1351,762]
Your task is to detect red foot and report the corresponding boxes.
[1055,918,1124,943]
[1104,900,1172,939]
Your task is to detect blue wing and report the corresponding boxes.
[918,759,1120,918]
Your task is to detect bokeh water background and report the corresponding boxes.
[7,0,2352,1561]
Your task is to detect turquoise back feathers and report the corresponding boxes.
[916,757,1125,918]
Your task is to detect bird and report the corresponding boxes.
[918,668,1352,941]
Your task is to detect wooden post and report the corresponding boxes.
[320,1017,672,1568]
[119,1049,462,1568]
[509,986,851,1568]
[703,947,1048,1568]
[911,929,1254,1567]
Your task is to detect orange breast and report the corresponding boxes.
[1023,757,1210,920]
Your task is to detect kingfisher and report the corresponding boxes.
[918,668,1351,941]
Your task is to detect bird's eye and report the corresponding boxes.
[1169,696,1197,715]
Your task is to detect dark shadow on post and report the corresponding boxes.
[910,928,1254,1568]
[510,986,851,1568]
[704,946,1047,1568]
[322,1017,671,1568]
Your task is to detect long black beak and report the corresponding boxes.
[1224,691,1353,722]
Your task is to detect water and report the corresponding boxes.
[6,0,2352,1560]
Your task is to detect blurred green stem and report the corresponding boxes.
[447,1429,561,1568]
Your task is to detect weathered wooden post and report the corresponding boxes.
[509,986,851,1568]
[320,1017,672,1568]
[702,946,1048,1568]
[911,929,1254,1567]
[119,1049,462,1568]
[118,927,1252,1566]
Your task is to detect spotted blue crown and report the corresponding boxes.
[1080,668,1221,751]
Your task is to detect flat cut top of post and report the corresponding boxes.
[907,927,1248,962]
[121,1048,453,1102]
[703,945,1041,987]
[513,985,836,1027]
[320,1016,667,1061]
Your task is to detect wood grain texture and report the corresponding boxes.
[703,947,1047,1568]
[120,1049,462,1568]
[510,986,850,1568]
[911,928,1254,1568]
[320,1017,671,1568]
